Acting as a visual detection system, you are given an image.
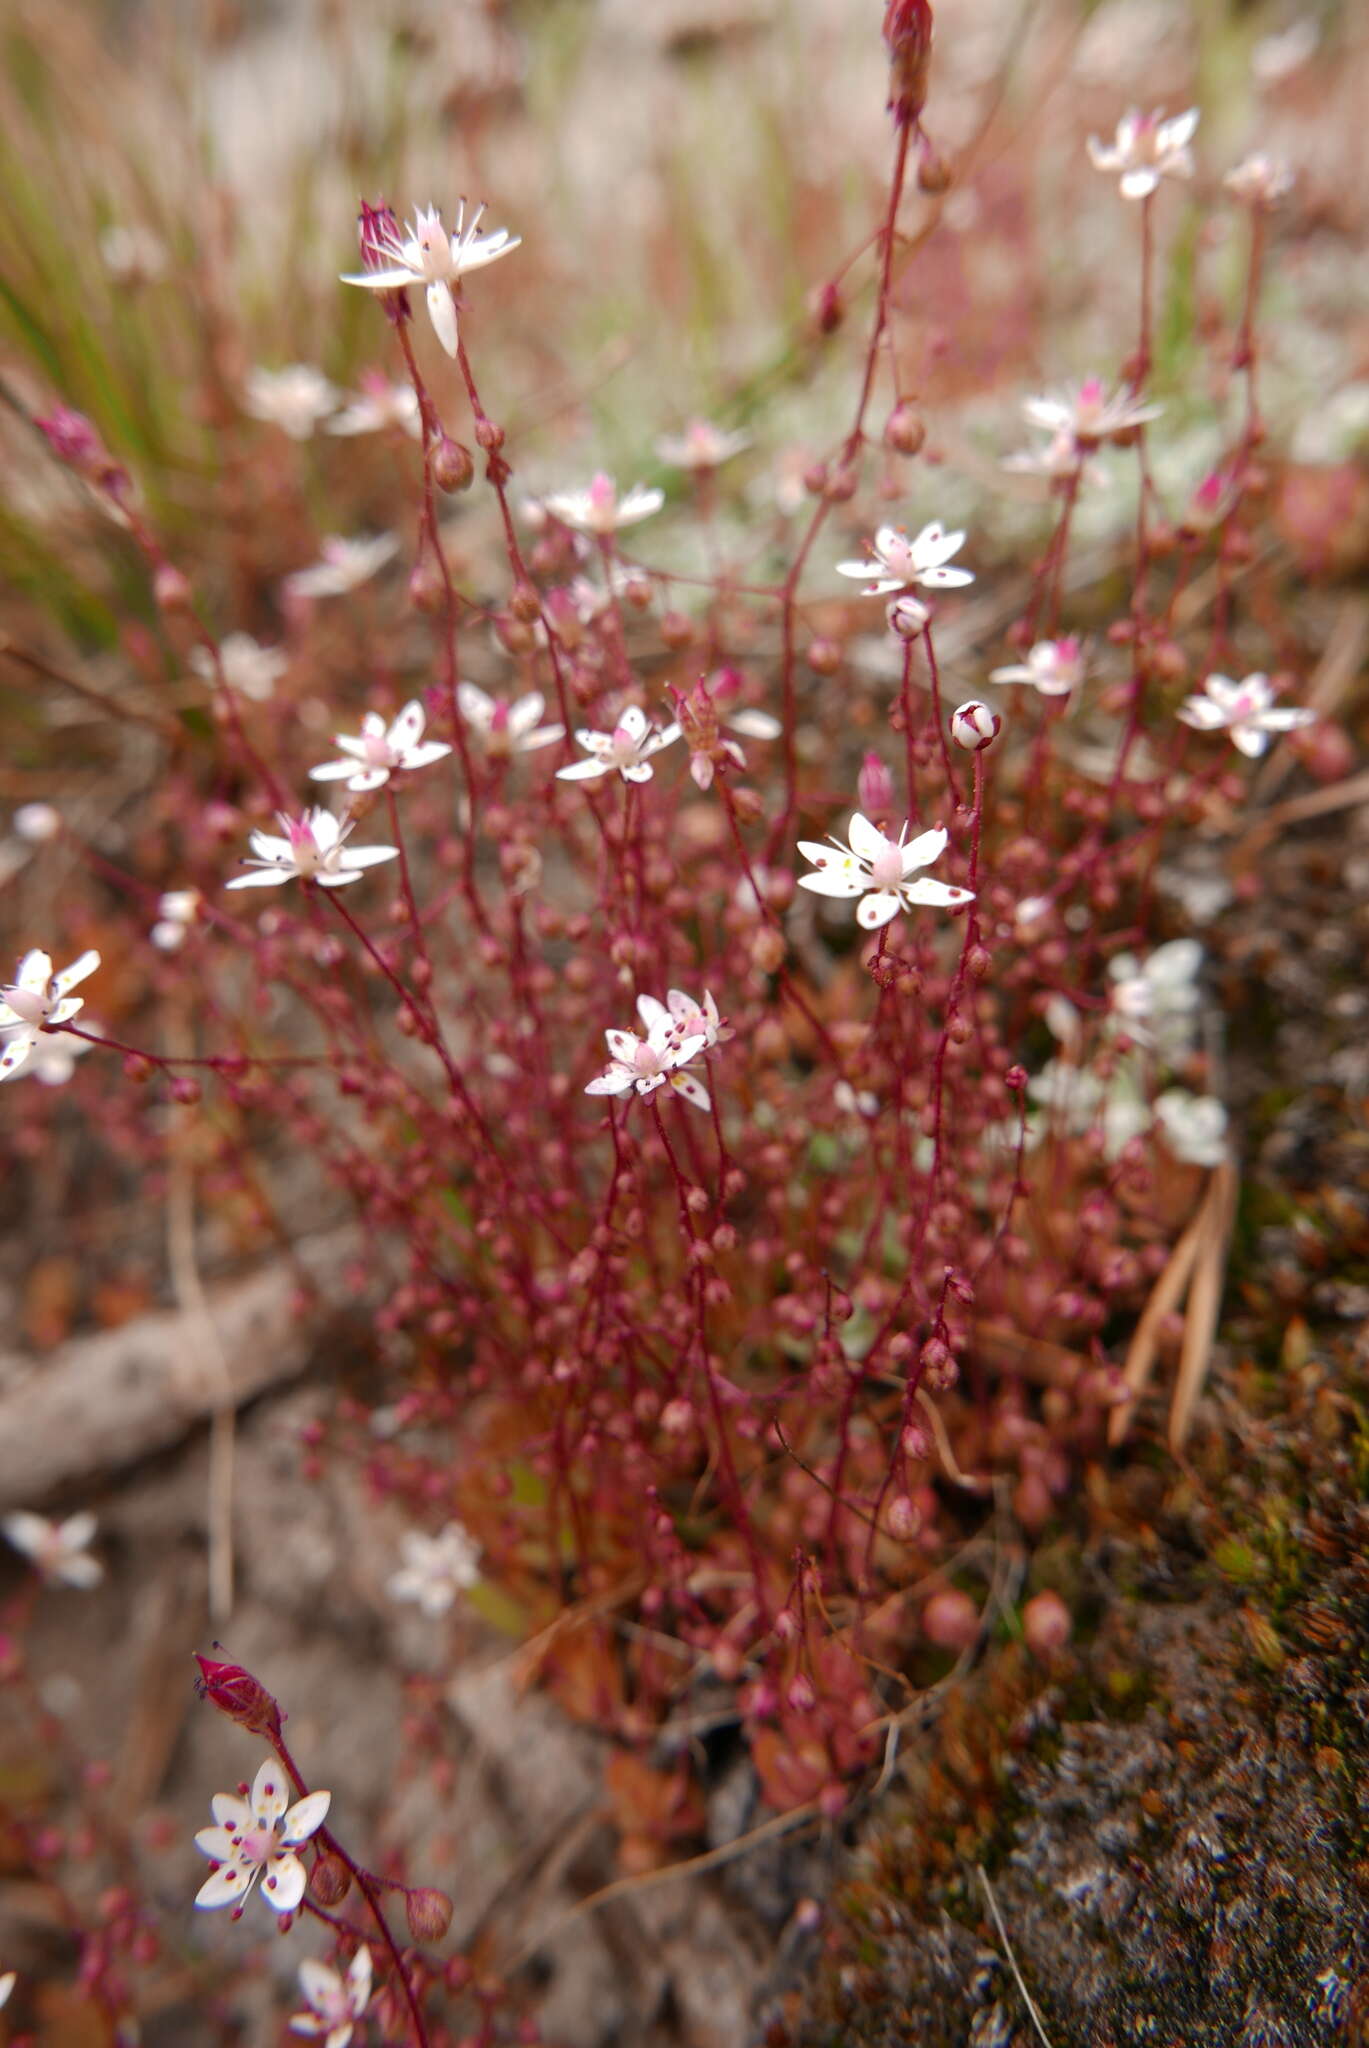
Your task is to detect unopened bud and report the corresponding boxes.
[922,1587,978,1651]
[917,142,952,194]
[857,751,895,818]
[887,594,930,640]
[951,699,1000,751]
[883,0,934,128]
[1022,1590,1072,1658]
[813,283,844,336]
[430,436,474,493]
[193,1655,283,1740]
[309,1853,351,1906]
[883,403,926,456]
[474,418,505,453]
[153,563,193,614]
[405,1885,454,1943]
[408,558,446,613]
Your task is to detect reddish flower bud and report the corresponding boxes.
[1022,1590,1072,1658]
[357,203,411,326]
[813,282,844,335]
[35,405,130,501]
[430,435,474,493]
[193,1655,283,1740]
[858,752,895,819]
[950,699,1001,751]
[309,1851,352,1906]
[405,1885,454,1943]
[883,0,934,128]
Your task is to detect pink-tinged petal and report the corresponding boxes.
[388,701,426,752]
[457,682,494,725]
[195,1861,255,1910]
[251,1760,291,1823]
[261,1850,308,1912]
[900,825,949,873]
[225,869,293,888]
[617,705,648,743]
[856,892,903,929]
[797,870,865,899]
[669,1071,711,1111]
[308,759,358,781]
[903,878,974,908]
[634,1071,667,1096]
[585,1071,632,1096]
[605,1029,641,1063]
[426,281,459,358]
[1230,725,1268,758]
[297,1961,340,2008]
[52,950,99,996]
[341,845,399,867]
[556,757,611,780]
[621,761,655,783]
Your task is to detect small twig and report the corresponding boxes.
[915,1387,991,1492]
[976,1863,1055,2048]
[1169,1156,1239,1452]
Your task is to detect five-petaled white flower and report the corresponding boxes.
[543,474,664,535]
[1087,108,1199,199]
[1,1025,93,1086]
[556,705,681,785]
[1107,938,1204,1059]
[1176,671,1314,758]
[387,1522,482,1617]
[656,420,751,471]
[797,813,973,930]
[0,948,100,1082]
[194,1758,331,1917]
[585,999,711,1111]
[285,535,399,601]
[328,376,422,439]
[989,635,1087,697]
[290,1949,373,2048]
[225,810,398,890]
[1155,1089,1229,1169]
[1223,155,1294,210]
[456,683,564,757]
[1021,380,1163,450]
[191,633,290,702]
[637,988,728,1052]
[341,202,521,359]
[243,365,340,440]
[2,1510,102,1588]
[309,701,451,793]
[835,521,973,598]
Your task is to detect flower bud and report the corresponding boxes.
[309,1852,352,1906]
[153,563,193,615]
[430,436,474,493]
[883,403,926,456]
[35,405,131,501]
[813,283,844,335]
[1022,1590,1072,1658]
[357,203,411,325]
[405,1885,454,1943]
[950,699,1000,751]
[193,1655,283,1740]
[883,0,934,128]
[857,752,895,819]
[887,593,930,640]
[922,1587,978,1651]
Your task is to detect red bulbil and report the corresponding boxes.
[193,1655,283,1741]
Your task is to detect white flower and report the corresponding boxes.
[309,701,451,793]
[151,888,204,952]
[243,365,340,440]
[0,949,100,1083]
[225,810,398,890]
[1,1025,93,1085]
[836,520,973,598]
[1028,1060,1151,1159]
[191,633,290,702]
[1223,155,1294,209]
[341,202,520,358]
[1021,379,1163,449]
[796,812,973,931]
[290,1950,373,2048]
[327,378,422,439]
[13,802,60,843]
[1155,1089,1228,1168]
[456,683,563,757]
[543,473,664,535]
[194,1758,331,1916]
[1087,108,1199,199]
[2,1510,102,1588]
[989,636,1087,697]
[556,705,681,785]
[285,535,399,601]
[1107,938,1203,1058]
[585,1001,711,1111]
[637,988,727,1052]
[387,1523,482,1616]
[1002,430,1104,483]
[1176,672,1314,758]
[656,420,751,471]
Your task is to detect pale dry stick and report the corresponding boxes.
[1169,1156,1239,1453]
[499,1798,821,1979]
[1108,1201,1208,1449]
[914,1386,991,1492]
[1231,766,1369,866]
[165,1003,236,1620]
[976,1863,1055,2048]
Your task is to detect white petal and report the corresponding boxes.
[251,1760,291,1824]
[555,757,611,780]
[195,1861,255,1910]
[345,768,391,793]
[313,870,363,887]
[15,950,53,990]
[636,995,670,1033]
[902,878,974,907]
[605,1030,641,1063]
[426,281,459,358]
[846,812,889,863]
[917,565,974,589]
[621,761,655,783]
[52,950,99,996]
[797,870,865,899]
[900,825,949,873]
[340,265,419,289]
[261,1850,308,1912]
[211,1792,252,1830]
[388,701,426,752]
[225,869,294,887]
[401,741,451,769]
[308,759,358,781]
[281,1789,331,1844]
[617,705,648,743]
[248,831,293,860]
[669,1071,711,1111]
[457,682,493,726]
[585,1072,632,1096]
[508,692,546,734]
[1230,725,1268,758]
[59,1511,97,1548]
[856,892,902,929]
